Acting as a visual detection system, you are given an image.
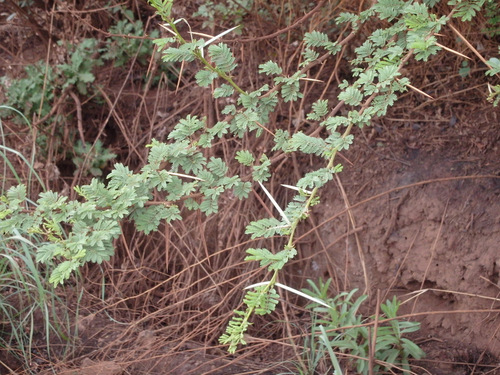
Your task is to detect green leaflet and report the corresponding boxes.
[233,181,252,199]
[195,69,219,87]
[245,218,284,239]
[306,99,329,121]
[168,115,206,141]
[208,43,237,73]
[213,84,235,98]
[132,205,181,234]
[235,150,255,166]
[297,168,336,190]
[259,61,282,75]
[252,155,271,182]
[245,247,297,271]
[290,132,329,157]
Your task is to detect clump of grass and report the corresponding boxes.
[0,235,78,370]
[0,107,79,373]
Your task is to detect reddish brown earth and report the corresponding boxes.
[309,109,500,374]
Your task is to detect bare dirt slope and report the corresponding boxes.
[308,109,500,374]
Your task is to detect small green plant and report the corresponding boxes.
[57,38,102,96]
[459,60,471,77]
[1,37,103,163]
[0,110,77,371]
[72,140,117,177]
[302,279,424,375]
[194,0,253,30]
[484,0,500,36]
[1,6,161,121]
[1,38,102,120]
[0,61,55,120]
[486,46,500,106]
[101,8,159,67]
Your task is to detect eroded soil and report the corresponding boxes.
[309,114,500,374]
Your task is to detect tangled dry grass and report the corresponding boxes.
[1,0,500,374]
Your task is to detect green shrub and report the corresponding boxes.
[72,140,117,177]
[1,61,55,120]
[102,8,159,67]
[0,6,156,175]
[302,280,424,374]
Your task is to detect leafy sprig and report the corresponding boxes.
[145,0,468,355]
[0,136,250,285]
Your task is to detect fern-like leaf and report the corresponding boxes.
[297,168,335,190]
[233,180,252,199]
[132,204,181,234]
[304,30,330,48]
[6,184,27,210]
[243,285,280,314]
[162,40,203,63]
[289,132,328,157]
[275,74,304,102]
[373,0,406,21]
[195,69,218,87]
[338,86,364,106]
[207,157,228,177]
[235,150,254,166]
[49,260,81,286]
[245,247,297,271]
[168,115,205,141]
[213,84,235,98]
[306,99,329,121]
[199,197,219,214]
[208,43,237,73]
[252,155,271,182]
[245,217,285,239]
[231,109,260,137]
[219,310,251,353]
[259,61,282,75]
[208,120,230,138]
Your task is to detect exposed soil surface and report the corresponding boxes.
[314,130,500,374]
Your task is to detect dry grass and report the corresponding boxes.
[1,0,500,374]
